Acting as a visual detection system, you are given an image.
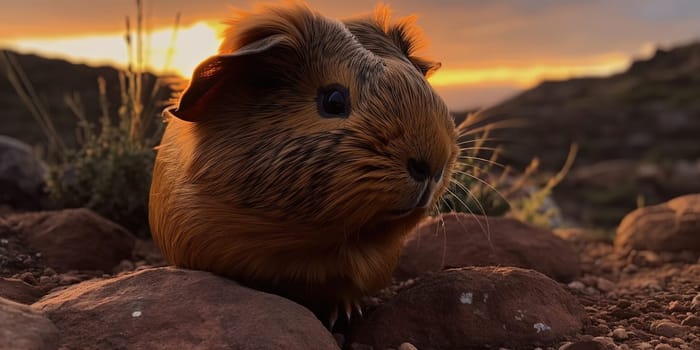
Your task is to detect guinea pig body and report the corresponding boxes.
[149,2,458,313]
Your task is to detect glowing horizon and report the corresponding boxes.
[0,20,650,109]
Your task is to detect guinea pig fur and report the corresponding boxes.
[149,2,458,315]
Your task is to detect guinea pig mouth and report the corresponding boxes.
[384,183,435,220]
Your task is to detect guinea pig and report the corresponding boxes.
[149,2,458,319]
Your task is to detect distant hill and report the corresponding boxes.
[0,50,173,147]
[483,41,700,226]
[486,41,700,169]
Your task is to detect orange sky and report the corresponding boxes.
[2,1,700,110]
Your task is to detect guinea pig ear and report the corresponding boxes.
[170,34,288,122]
[386,19,442,78]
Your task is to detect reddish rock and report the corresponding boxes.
[0,277,47,304]
[396,214,580,282]
[615,194,700,253]
[3,208,135,272]
[0,297,58,350]
[650,320,688,338]
[352,267,586,349]
[34,267,339,350]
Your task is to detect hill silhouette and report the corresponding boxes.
[0,50,172,147]
[484,41,700,226]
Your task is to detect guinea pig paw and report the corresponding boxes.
[327,300,364,330]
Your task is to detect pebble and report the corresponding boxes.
[681,315,700,327]
[651,320,688,338]
[654,344,674,350]
[398,343,418,350]
[568,281,585,291]
[18,271,37,285]
[631,250,662,267]
[668,300,687,312]
[691,293,700,310]
[689,339,700,349]
[622,264,638,274]
[596,277,615,292]
[636,342,653,350]
[612,327,628,340]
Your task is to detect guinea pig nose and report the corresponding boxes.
[407,158,431,182]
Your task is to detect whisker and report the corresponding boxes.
[451,170,513,210]
[443,187,489,242]
[456,156,506,170]
[448,179,492,241]
[457,119,525,137]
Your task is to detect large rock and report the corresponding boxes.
[0,296,58,350]
[2,208,135,272]
[615,194,700,252]
[396,214,580,282]
[353,267,586,349]
[34,267,339,350]
[0,135,47,210]
[0,278,47,304]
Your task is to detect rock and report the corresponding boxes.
[352,267,586,350]
[34,267,338,349]
[2,208,135,272]
[612,327,629,340]
[0,277,47,304]
[0,296,58,350]
[681,315,700,327]
[0,135,47,211]
[615,194,700,253]
[650,320,688,338]
[559,340,608,350]
[396,214,580,282]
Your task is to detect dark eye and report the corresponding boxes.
[318,85,350,118]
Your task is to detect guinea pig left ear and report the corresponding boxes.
[169,34,288,122]
[387,21,442,78]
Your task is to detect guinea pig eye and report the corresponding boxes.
[318,85,350,118]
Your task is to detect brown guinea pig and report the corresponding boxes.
[149,2,458,317]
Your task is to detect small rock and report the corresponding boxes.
[615,194,700,253]
[668,300,687,312]
[2,208,136,272]
[596,277,615,292]
[637,342,654,350]
[558,340,607,350]
[681,315,700,327]
[650,320,688,338]
[568,281,585,291]
[0,135,47,210]
[631,250,663,267]
[0,278,47,304]
[34,267,339,349]
[18,271,37,285]
[612,327,628,340]
[654,344,674,350]
[0,296,58,350]
[396,214,581,283]
[398,343,418,350]
[352,267,586,349]
[691,293,700,310]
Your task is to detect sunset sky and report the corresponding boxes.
[2,1,700,110]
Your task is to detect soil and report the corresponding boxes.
[2,219,698,349]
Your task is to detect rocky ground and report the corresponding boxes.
[0,194,698,349]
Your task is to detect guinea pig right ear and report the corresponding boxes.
[170,34,288,122]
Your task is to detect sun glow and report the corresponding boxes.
[2,21,224,78]
[429,54,631,88]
